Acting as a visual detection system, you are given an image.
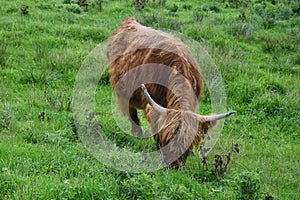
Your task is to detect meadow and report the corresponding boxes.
[0,0,299,199]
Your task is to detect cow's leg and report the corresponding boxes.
[129,107,143,136]
[154,135,161,151]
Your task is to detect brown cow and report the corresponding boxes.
[107,17,235,169]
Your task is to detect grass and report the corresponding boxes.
[0,0,299,199]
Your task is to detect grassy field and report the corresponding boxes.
[0,0,299,199]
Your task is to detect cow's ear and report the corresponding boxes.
[205,113,219,130]
[205,113,218,130]
[208,119,218,129]
[198,117,218,134]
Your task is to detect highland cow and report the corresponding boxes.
[107,17,235,169]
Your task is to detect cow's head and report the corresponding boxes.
[141,84,235,169]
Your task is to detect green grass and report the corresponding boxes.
[0,0,299,199]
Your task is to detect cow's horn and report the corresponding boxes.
[203,111,236,122]
[141,84,166,113]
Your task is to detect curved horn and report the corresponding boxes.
[141,84,166,113]
[203,111,236,122]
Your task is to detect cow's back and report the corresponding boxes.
[107,18,202,111]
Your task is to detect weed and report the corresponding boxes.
[254,3,276,29]
[235,170,262,200]
[20,69,55,85]
[0,170,18,197]
[0,43,6,67]
[251,93,287,118]
[135,0,147,10]
[6,7,19,14]
[168,4,178,13]
[121,172,197,199]
[264,191,276,200]
[33,42,49,64]
[47,51,82,73]
[150,0,167,7]
[99,67,110,85]
[64,4,82,14]
[265,80,286,95]
[121,173,157,199]
[222,0,250,8]
[37,111,46,121]
[229,22,254,40]
[253,1,297,29]
[63,25,109,42]
[260,33,294,53]
[293,48,300,65]
[276,4,293,20]
[37,3,55,10]
[199,141,240,178]
[77,0,89,9]
[20,5,29,16]
[66,118,79,142]
[168,184,194,199]
[44,88,71,111]
[202,2,222,13]
[140,13,182,30]
[63,0,72,4]
[291,2,300,16]
[23,131,44,144]
[182,4,192,10]
[185,25,204,42]
[193,9,205,23]
[0,106,13,130]
[97,0,104,11]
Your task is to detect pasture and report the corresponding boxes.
[0,0,299,199]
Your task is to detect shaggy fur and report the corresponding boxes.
[107,17,215,169]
